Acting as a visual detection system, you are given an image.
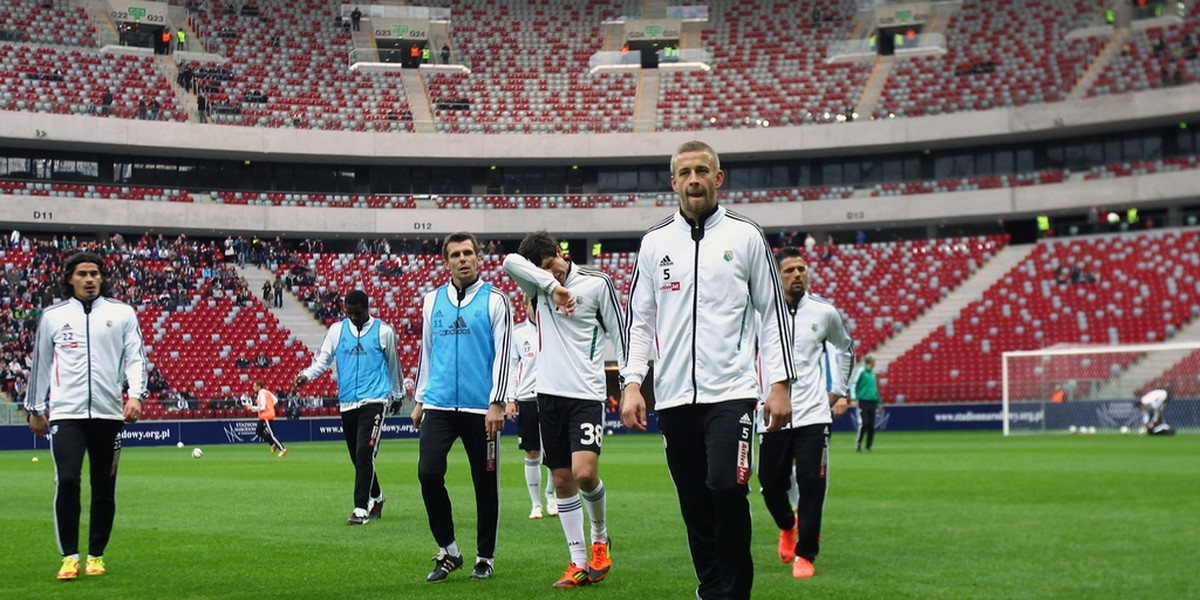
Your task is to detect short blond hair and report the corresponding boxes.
[670,140,720,176]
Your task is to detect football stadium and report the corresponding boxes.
[2,0,1199,598]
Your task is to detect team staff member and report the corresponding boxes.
[296,290,401,525]
[850,355,881,452]
[251,380,288,457]
[622,140,795,600]
[503,230,626,588]
[412,232,511,583]
[759,248,853,579]
[25,252,148,581]
[505,294,557,520]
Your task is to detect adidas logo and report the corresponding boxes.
[347,343,367,356]
[446,316,471,335]
[739,413,753,425]
[63,323,72,330]
[659,255,674,267]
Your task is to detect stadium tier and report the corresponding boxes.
[0,1,1193,129]
[3,226,1198,417]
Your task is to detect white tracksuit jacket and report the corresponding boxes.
[621,206,794,409]
[503,255,626,402]
[760,293,855,431]
[25,296,147,421]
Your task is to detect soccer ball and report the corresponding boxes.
[1106,211,1120,224]
[177,441,184,448]
[1068,425,1078,434]
[1087,426,1097,435]
[1120,426,1130,435]
[192,447,204,459]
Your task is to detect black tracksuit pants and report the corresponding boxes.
[50,419,124,557]
[856,401,879,450]
[758,423,830,563]
[341,404,385,510]
[417,409,500,559]
[658,399,757,600]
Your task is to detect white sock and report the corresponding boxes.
[525,457,543,507]
[442,541,460,557]
[545,466,555,496]
[557,495,587,568]
[787,466,800,509]
[579,479,608,544]
[476,556,493,566]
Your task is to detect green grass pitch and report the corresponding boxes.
[2,431,1197,599]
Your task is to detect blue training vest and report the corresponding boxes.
[334,319,391,402]
[423,283,495,410]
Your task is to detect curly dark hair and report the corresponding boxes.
[59,252,112,298]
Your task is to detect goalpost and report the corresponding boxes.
[1001,341,1200,435]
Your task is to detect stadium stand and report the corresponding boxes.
[1151,350,1200,397]
[0,0,1181,130]
[884,228,1200,403]
[0,46,182,120]
[877,0,1107,119]
[0,2,96,46]
[1,1,1199,417]
[1089,20,1200,97]
[657,0,871,130]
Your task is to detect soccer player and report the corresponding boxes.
[295,290,402,525]
[412,232,511,582]
[849,355,881,452]
[621,140,795,600]
[503,230,625,588]
[758,248,853,579]
[1137,387,1173,435]
[24,251,148,580]
[505,294,558,520]
[251,380,287,457]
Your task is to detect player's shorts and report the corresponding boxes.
[517,399,541,452]
[537,393,604,470]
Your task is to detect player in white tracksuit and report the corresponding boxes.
[757,247,854,578]
[621,141,795,600]
[503,230,625,587]
[1137,388,1172,435]
[505,297,557,519]
[25,252,147,580]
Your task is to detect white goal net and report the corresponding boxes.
[1001,342,1200,435]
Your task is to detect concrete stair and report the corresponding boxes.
[1067,29,1126,102]
[634,69,660,132]
[854,55,895,120]
[236,265,330,355]
[401,70,435,133]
